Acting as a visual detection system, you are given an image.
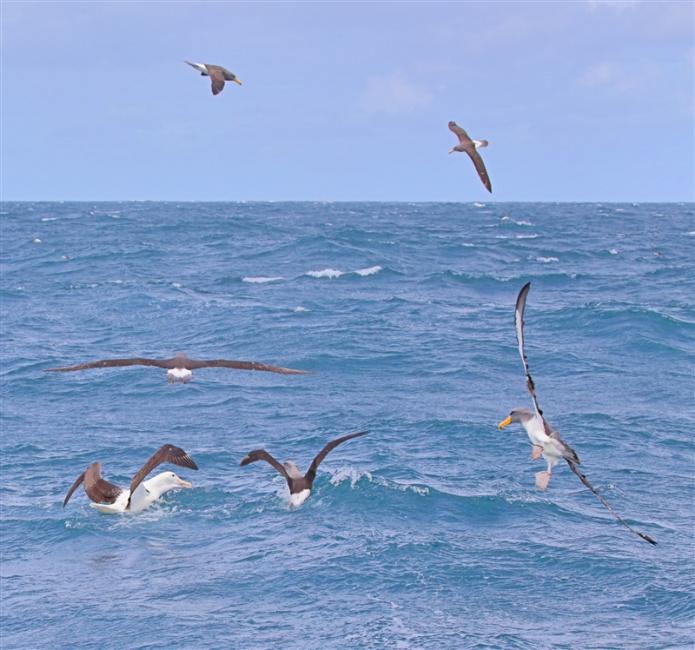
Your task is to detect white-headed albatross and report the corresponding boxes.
[46,352,308,383]
[240,431,368,507]
[448,121,492,193]
[185,61,242,95]
[63,444,198,514]
[498,282,656,545]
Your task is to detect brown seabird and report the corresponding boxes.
[63,444,198,514]
[185,61,242,95]
[240,430,368,506]
[448,121,492,193]
[45,352,308,383]
[498,282,656,545]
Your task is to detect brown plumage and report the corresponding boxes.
[185,61,242,95]
[448,121,492,193]
[240,431,368,500]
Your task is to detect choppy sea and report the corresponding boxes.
[1,201,693,649]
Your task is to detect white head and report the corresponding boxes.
[283,460,303,479]
[146,471,193,499]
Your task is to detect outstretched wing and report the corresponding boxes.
[465,148,492,193]
[565,459,656,545]
[448,121,471,145]
[207,66,226,95]
[305,431,369,483]
[239,449,290,481]
[63,462,121,507]
[187,358,308,375]
[127,444,198,506]
[46,358,167,372]
[515,282,544,419]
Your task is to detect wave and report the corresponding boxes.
[536,256,559,263]
[305,265,383,279]
[242,276,284,284]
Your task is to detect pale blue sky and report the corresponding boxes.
[1,1,693,201]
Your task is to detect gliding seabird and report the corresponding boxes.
[498,282,656,545]
[240,431,368,507]
[63,444,198,514]
[45,352,308,383]
[448,121,492,193]
[185,61,242,95]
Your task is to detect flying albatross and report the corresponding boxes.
[240,430,368,507]
[498,282,656,545]
[63,444,198,514]
[45,352,308,383]
[185,61,242,95]
[448,121,492,193]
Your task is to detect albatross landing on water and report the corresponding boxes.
[46,352,308,383]
[240,431,368,507]
[448,121,492,193]
[63,444,198,514]
[185,61,242,95]
[498,282,656,545]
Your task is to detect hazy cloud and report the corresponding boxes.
[578,60,658,93]
[358,72,433,115]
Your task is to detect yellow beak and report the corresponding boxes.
[498,416,512,430]
[233,78,242,85]
[178,479,193,489]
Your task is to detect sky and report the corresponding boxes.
[1,0,693,202]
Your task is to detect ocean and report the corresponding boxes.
[1,201,693,649]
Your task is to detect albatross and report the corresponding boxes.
[46,352,308,383]
[63,444,198,514]
[448,121,492,193]
[498,282,656,545]
[240,431,368,507]
[185,61,242,95]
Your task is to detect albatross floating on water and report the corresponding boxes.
[448,121,492,193]
[498,282,656,545]
[46,352,308,383]
[240,431,368,507]
[63,444,198,514]
[185,61,242,95]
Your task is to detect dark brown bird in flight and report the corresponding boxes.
[448,121,492,193]
[46,352,308,383]
[240,431,369,507]
[185,61,242,95]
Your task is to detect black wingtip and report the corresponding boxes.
[641,533,657,545]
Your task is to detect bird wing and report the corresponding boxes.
[448,121,471,144]
[239,449,290,481]
[186,358,308,375]
[514,282,544,420]
[207,66,226,95]
[465,148,492,193]
[46,358,167,372]
[305,431,369,483]
[565,459,656,545]
[63,462,122,507]
[127,444,198,507]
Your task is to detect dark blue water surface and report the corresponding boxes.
[1,202,693,649]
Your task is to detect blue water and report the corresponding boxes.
[1,202,693,649]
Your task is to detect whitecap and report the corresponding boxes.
[687,231,695,236]
[306,268,344,279]
[32,238,42,244]
[355,265,382,277]
[473,202,486,207]
[242,276,284,284]
[293,306,309,313]
[41,217,58,222]
[536,256,559,263]
[172,282,182,288]
[515,220,533,226]
[608,248,619,255]
[330,467,372,488]
[516,234,538,239]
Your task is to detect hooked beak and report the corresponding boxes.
[177,478,193,489]
[498,416,513,430]
[233,78,242,85]
[448,148,454,154]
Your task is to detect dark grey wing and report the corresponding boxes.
[46,358,167,372]
[466,148,492,193]
[305,431,368,483]
[207,66,225,95]
[548,430,581,465]
[127,445,198,506]
[63,462,121,506]
[188,358,308,375]
[515,282,544,419]
[565,459,656,545]
[240,449,290,482]
[448,121,471,145]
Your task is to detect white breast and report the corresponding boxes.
[289,489,311,507]
[523,416,551,446]
[167,367,192,383]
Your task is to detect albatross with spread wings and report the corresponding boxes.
[448,121,492,193]
[240,431,368,507]
[63,444,198,514]
[498,282,656,545]
[46,352,308,383]
[185,61,242,95]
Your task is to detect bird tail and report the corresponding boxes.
[565,459,656,545]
